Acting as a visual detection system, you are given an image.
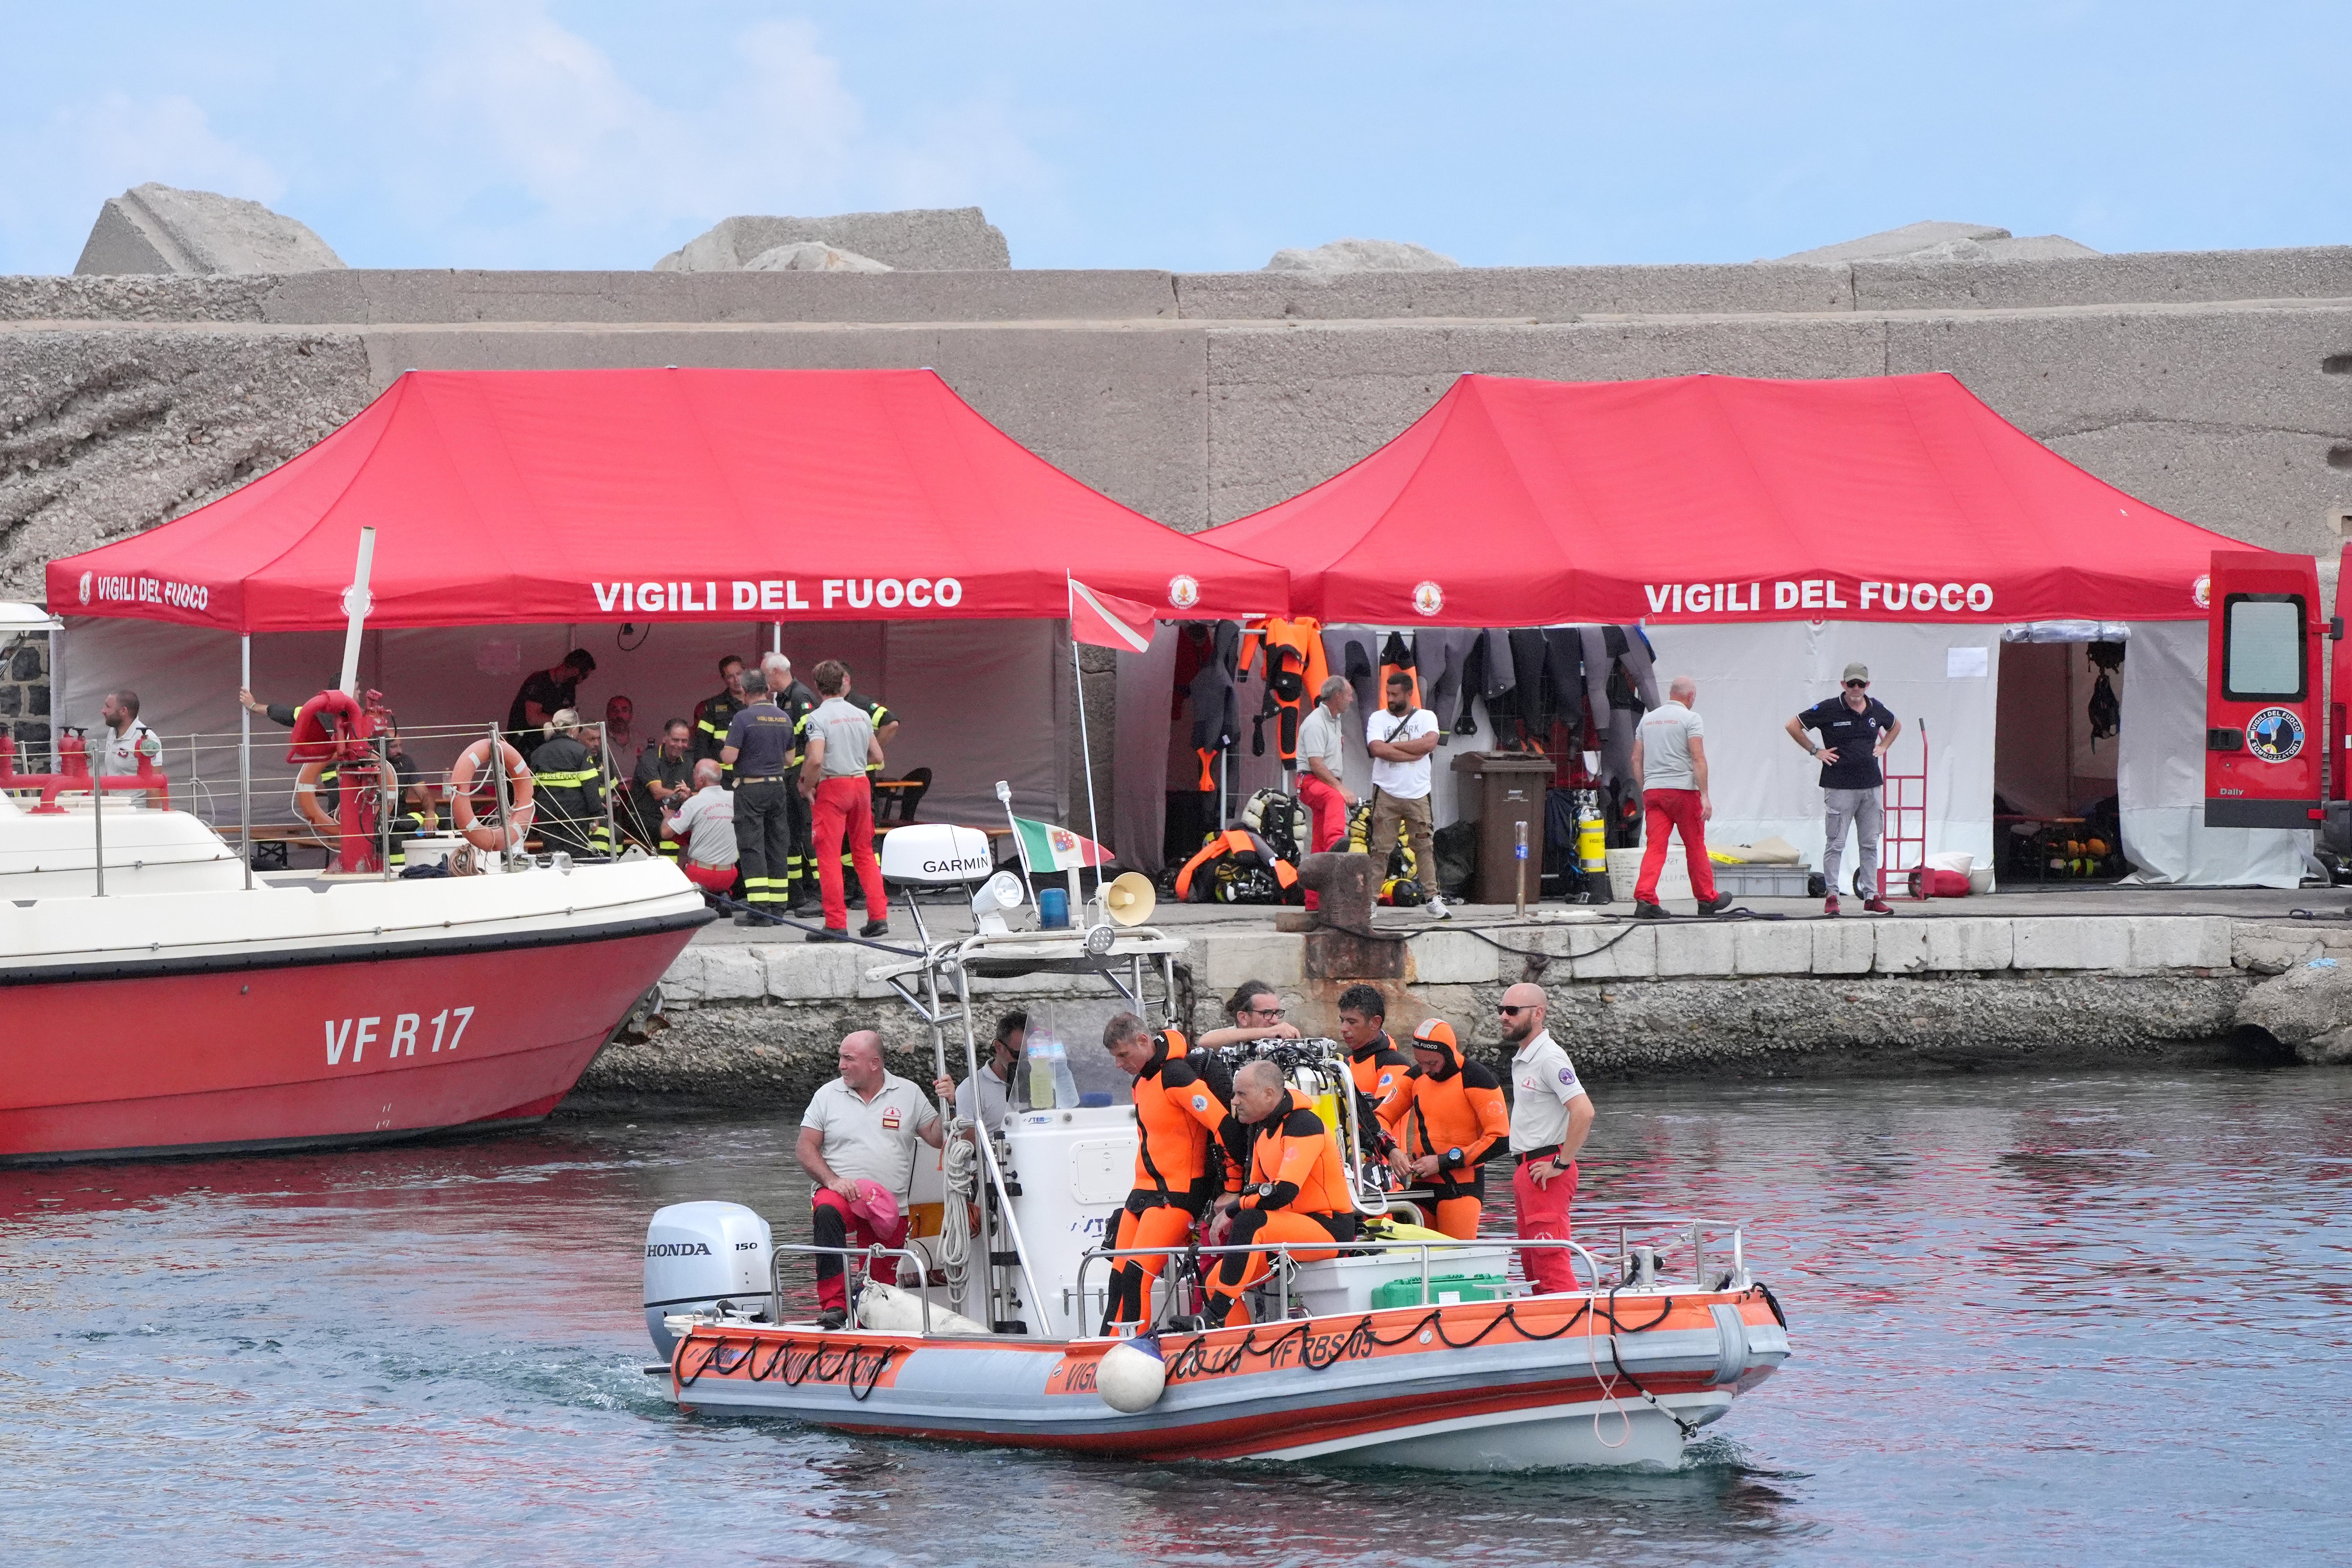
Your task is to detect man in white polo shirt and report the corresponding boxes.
[1498,981,1593,1294]
[796,1030,944,1327]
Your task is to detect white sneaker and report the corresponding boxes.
[1425,895,1452,920]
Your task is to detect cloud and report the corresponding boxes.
[0,91,283,238]
[394,5,1039,260]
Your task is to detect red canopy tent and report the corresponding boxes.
[46,368,1288,630]
[1204,372,2252,626]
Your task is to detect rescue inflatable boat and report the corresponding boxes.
[641,825,1788,1469]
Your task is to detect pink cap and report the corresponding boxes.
[848,1179,900,1230]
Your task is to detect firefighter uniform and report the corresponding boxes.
[693,687,748,782]
[723,697,797,918]
[1395,1019,1511,1240]
[1205,1087,1358,1326]
[1102,1036,1230,1333]
[528,732,609,857]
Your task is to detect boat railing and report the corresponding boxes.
[1075,1236,1619,1330]
[767,1242,938,1336]
[5,717,646,879]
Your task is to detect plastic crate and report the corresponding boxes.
[1368,1272,1510,1310]
[1712,864,1811,897]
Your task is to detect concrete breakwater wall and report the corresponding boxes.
[572,913,2323,1111]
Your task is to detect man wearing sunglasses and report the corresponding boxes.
[1498,983,1591,1294]
[1786,662,1902,915]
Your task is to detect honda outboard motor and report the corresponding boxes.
[644,1201,772,1357]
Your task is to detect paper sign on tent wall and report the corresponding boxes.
[1947,646,1989,678]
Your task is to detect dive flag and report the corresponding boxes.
[1011,816,1114,871]
[1068,577,1157,653]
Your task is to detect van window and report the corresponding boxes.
[2223,594,2305,702]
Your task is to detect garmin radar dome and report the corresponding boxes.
[880,823,995,886]
[644,1201,772,1356]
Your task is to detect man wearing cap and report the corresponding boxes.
[796,1030,945,1329]
[1786,663,1902,916]
[1497,982,1593,1294]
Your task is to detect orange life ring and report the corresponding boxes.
[448,738,535,851]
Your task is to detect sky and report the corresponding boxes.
[0,1,2343,274]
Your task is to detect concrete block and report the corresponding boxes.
[1194,930,1305,991]
[1653,922,1735,977]
[1173,261,1856,323]
[1410,929,1498,985]
[1924,918,2012,972]
[1565,924,1656,980]
[2127,916,2233,971]
[760,944,866,1002]
[700,946,766,1001]
[1872,920,1931,975]
[1811,921,1875,976]
[659,947,705,1002]
[2010,917,2132,970]
[1732,920,1812,975]
[2233,923,2327,975]
[75,183,345,276]
[655,208,1009,271]
[1265,238,1459,273]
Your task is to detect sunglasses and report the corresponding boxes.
[1844,680,1868,689]
[1497,1004,1534,1016]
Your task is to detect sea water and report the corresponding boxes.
[4,1066,2349,1565]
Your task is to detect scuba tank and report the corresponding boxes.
[1575,790,1607,875]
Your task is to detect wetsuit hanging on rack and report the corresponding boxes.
[1240,616,1327,765]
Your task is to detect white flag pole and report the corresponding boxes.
[1066,574,1109,922]
[995,779,1038,916]
[337,527,377,697]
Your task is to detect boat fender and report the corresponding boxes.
[853,1281,993,1338]
[1097,1333,1167,1413]
[1707,1303,1751,1386]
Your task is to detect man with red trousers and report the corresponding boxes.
[1630,675,1732,919]
[1497,982,1594,1294]
[798,659,889,942]
[795,1031,944,1330]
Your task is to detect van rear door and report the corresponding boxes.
[2204,548,2323,828]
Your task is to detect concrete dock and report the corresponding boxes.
[576,886,2352,1108]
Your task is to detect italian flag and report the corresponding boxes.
[1012,816,1114,871]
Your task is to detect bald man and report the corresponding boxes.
[795,1030,944,1327]
[1498,983,1593,1293]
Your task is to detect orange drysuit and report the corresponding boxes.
[1205,1089,1358,1325]
[1396,1019,1510,1240]
[1103,1037,1229,1332]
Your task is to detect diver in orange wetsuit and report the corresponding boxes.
[1336,982,1412,1163]
[1386,1018,1510,1240]
[1203,1060,1359,1327]
[1100,1013,1230,1334]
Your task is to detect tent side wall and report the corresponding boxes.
[57,616,1067,838]
[1639,622,1999,879]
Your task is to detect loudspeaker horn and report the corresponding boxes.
[1103,871,1157,927]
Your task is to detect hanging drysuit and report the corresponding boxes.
[1322,625,1381,716]
[1240,616,1327,764]
[1185,621,1242,792]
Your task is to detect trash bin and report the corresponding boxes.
[1448,751,1556,906]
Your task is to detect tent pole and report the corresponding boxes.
[772,622,781,655]
[240,634,252,892]
[1069,626,1105,920]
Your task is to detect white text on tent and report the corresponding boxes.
[1643,579,1994,615]
[590,579,965,615]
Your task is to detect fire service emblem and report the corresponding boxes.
[1167,574,1201,610]
[1412,581,1445,617]
[2245,707,2304,763]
